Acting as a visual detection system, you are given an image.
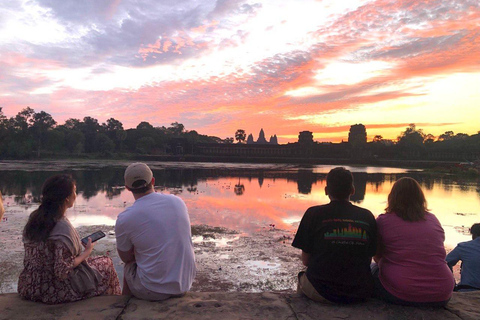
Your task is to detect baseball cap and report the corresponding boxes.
[124,163,153,189]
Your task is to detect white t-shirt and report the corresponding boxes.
[115,192,196,294]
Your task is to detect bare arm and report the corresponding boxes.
[301,251,311,267]
[118,246,135,264]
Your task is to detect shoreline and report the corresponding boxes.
[0,155,473,170]
[0,210,461,296]
[0,207,302,294]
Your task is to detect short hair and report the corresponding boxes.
[326,167,353,200]
[386,177,428,222]
[471,223,480,237]
[130,179,152,194]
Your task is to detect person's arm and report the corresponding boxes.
[301,251,311,267]
[73,238,94,268]
[115,216,135,263]
[292,208,314,266]
[446,246,461,271]
[118,246,135,264]
[0,191,5,221]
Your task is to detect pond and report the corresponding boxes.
[1,160,479,248]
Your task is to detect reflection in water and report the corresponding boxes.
[234,178,245,196]
[1,162,479,248]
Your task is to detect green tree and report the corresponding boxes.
[81,117,101,153]
[235,129,246,143]
[64,118,82,131]
[7,107,35,157]
[438,131,454,141]
[397,124,425,147]
[373,135,383,143]
[168,122,185,136]
[93,133,114,154]
[424,133,435,144]
[136,137,155,154]
[45,129,65,152]
[103,118,126,151]
[0,107,8,155]
[136,121,154,130]
[65,131,85,154]
[13,107,35,132]
[31,111,57,157]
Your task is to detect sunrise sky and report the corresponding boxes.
[0,0,479,143]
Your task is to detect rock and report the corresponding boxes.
[120,292,296,320]
[0,291,478,320]
[0,294,129,320]
[287,293,460,320]
[445,291,480,320]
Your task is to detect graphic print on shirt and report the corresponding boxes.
[322,219,370,245]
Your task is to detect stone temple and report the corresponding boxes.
[246,129,278,145]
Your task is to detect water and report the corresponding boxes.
[1,160,479,248]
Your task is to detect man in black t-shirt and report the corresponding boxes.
[292,167,377,304]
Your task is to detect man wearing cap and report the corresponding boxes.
[115,163,196,300]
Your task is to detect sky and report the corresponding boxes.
[0,0,479,143]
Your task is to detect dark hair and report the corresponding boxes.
[23,174,76,242]
[326,167,354,200]
[129,179,153,194]
[386,177,428,222]
[471,223,480,237]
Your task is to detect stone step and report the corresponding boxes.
[0,291,478,320]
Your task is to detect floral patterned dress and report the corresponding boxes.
[18,239,121,304]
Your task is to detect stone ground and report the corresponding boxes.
[1,291,479,320]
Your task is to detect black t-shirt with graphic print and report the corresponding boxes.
[292,200,377,303]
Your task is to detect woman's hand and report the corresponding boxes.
[84,238,95,254]
[73,238,95,267]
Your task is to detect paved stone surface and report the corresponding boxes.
[120,292,296,320]
[287,294,461,320]
[445,291,480,320]
[0,294,129,320]
[0,291,479,320]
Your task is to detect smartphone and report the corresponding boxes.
[81,230,106,246]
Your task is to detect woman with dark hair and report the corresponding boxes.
[372,177,454,306]
[18,175,121,304]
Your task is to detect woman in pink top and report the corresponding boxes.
[372,177,454,307]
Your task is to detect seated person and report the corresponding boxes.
[373,177,454,307]
[18,175,121,304]
[115,163,196,300]
[292,167,377,304]
[446,223,480,291]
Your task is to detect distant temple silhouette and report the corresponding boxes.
[247,129,278,145]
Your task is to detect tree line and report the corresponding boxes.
[0,107,223,158]
[1,107,479,161]
[348,124,480,162]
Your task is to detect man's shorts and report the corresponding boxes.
[124,262,185,301]
[297,271,332,304]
